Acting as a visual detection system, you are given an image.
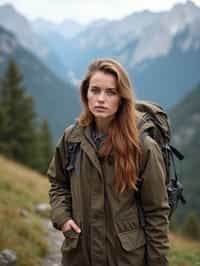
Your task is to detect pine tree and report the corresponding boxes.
[36,119,53,174]
[0,58,38,167]
[0,100,9,154]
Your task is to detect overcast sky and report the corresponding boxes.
[0,0,200,24]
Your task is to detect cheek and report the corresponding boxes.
[111,98,120,112]
[87,93,95,108]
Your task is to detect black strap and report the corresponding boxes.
[65,142,80,173]
[135,178,146,227]
[169,144,184,160]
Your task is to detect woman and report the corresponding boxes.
[47,58,170,266]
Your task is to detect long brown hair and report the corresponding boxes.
[79,58,141,192]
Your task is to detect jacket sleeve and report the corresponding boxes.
[140,135,170,266]
[47,131,72,230]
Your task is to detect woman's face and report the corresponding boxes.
[87,71,121,121]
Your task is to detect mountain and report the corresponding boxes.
[0,4,47,57]
[0,3,69,81]
[0,26,80,141]
[33,18,83,40]
[66,1,199,66]
[32,18,86,84]
[128,24,200,108]
[0,24,17,54]
[169,82,200,220]
[32,19,84,84]
[49,0,200,109]
[1,2,200,109]
[130,0,200,64]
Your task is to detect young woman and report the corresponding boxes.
[47,59,170,266]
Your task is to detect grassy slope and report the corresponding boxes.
[0,155,49,266]
[169,234,200,265]
[0,155,199,265]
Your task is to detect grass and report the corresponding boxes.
[0,155,50,266]
[169,233,200,265]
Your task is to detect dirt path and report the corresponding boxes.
[40,219,64,266]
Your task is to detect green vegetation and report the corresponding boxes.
[0,26,80,142]
[0,58,53,174]
[36,119,53,174]
[169,234,200,266]
[0,155,49,266]
[181,212,200,240]
[169,83,200,225]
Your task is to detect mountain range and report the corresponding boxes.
[31,0,200,109]
[0,3,70,81]
[0,1,200,130]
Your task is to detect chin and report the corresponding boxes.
[93,112,108,118]
[94,114,108,119]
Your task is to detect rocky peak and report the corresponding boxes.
[0,3,49,58]
[0,26,17,54]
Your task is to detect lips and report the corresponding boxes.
[94,106,107,111]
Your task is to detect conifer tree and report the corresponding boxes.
[36,119,53,174]
[0,58,37,167]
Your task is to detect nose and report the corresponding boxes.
[97,91,105,102]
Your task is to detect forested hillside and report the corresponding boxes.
[169,82,200,221]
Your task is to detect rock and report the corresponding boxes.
[35,203,51,218]
[40,219,64,266]
[19,208,29,218]
[35,203,51,212]
[0,249,17,265]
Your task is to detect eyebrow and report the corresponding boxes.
[90,85,117,90]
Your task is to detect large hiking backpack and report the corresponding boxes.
[65,100,186,224]
[135,100,186,223]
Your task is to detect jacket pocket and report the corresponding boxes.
[118,228,146,251]
[62,230,80,252]
[117,228,146,266]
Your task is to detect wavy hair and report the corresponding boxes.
[79,58,141,192]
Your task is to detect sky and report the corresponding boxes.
[0,0,200,24]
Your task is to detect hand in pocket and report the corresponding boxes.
[61,219,81,234]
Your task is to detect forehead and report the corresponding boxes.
[89,71,117,88]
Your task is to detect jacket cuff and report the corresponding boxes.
[52,212,71,230]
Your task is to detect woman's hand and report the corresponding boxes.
[61,219,81,234]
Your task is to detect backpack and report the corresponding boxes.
[65,100,186,225]
[135,100,186,225]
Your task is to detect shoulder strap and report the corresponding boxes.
[65,142,80,173]
[64,121,81,176]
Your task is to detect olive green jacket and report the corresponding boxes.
[47,121,170,266]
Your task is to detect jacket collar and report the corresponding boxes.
[68,122,104,178]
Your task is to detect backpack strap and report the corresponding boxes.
[135,178,145,227]
[65,142,80,174]
[135,130,148,228]
[136,130,186,224]
[64,121,81,176]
